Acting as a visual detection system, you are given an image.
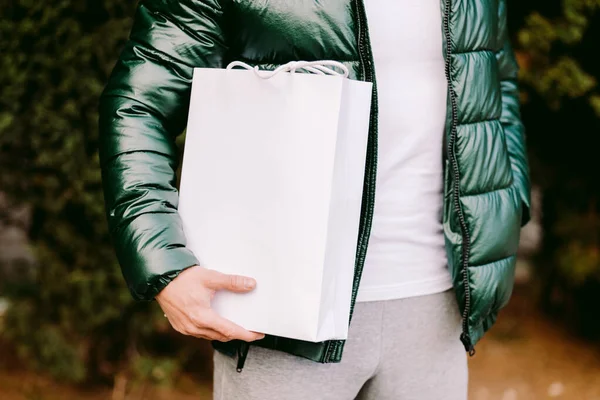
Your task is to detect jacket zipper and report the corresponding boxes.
[236,341,250,372]
[323,0,378,363]
[442,0,475,356]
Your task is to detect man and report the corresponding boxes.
[99,0,530,398]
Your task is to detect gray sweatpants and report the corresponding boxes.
[213,289,468,400]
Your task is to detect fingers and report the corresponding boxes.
[190,328,262,343]
[203,269,257,293]
[188,328,230,342]
[204,310,265,342]
[169,309,264,342]
[171,317,264,342]
[167,315,228,341]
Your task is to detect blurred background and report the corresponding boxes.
[1,0,600,399]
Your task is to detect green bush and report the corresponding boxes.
[0,0,191,383]
[517,0,600,338]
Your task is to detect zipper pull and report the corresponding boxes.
[236,342,250,373]
[460,332,476,356]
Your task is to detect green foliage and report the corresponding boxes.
[517,0,600,338]
[555,212,600,285]
[0,0,190,383]
[518,0,600,113]
[132,355,181,386]
[558,242,600,285]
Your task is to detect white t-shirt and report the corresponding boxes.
[356,0,453,302]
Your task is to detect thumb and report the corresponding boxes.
[204,270,257,293]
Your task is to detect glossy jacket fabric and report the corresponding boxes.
[99,0,531,363]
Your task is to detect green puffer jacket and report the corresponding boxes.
[99,0,531,369]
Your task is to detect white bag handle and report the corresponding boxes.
[226,60,350,79]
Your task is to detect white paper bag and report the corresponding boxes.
[179,60,372,342]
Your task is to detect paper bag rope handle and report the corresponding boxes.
[226,60,350,79]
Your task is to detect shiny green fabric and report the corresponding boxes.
[99,0,530,362]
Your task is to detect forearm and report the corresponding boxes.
[99,0,228,300]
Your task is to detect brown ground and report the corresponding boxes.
[469,287,600,400]
[1,287,599,400]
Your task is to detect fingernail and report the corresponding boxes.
[244,278,256,289]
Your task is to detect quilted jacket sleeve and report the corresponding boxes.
[99,0,228,301]
[496,0,531,226]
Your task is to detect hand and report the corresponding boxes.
[156,265,265,342]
